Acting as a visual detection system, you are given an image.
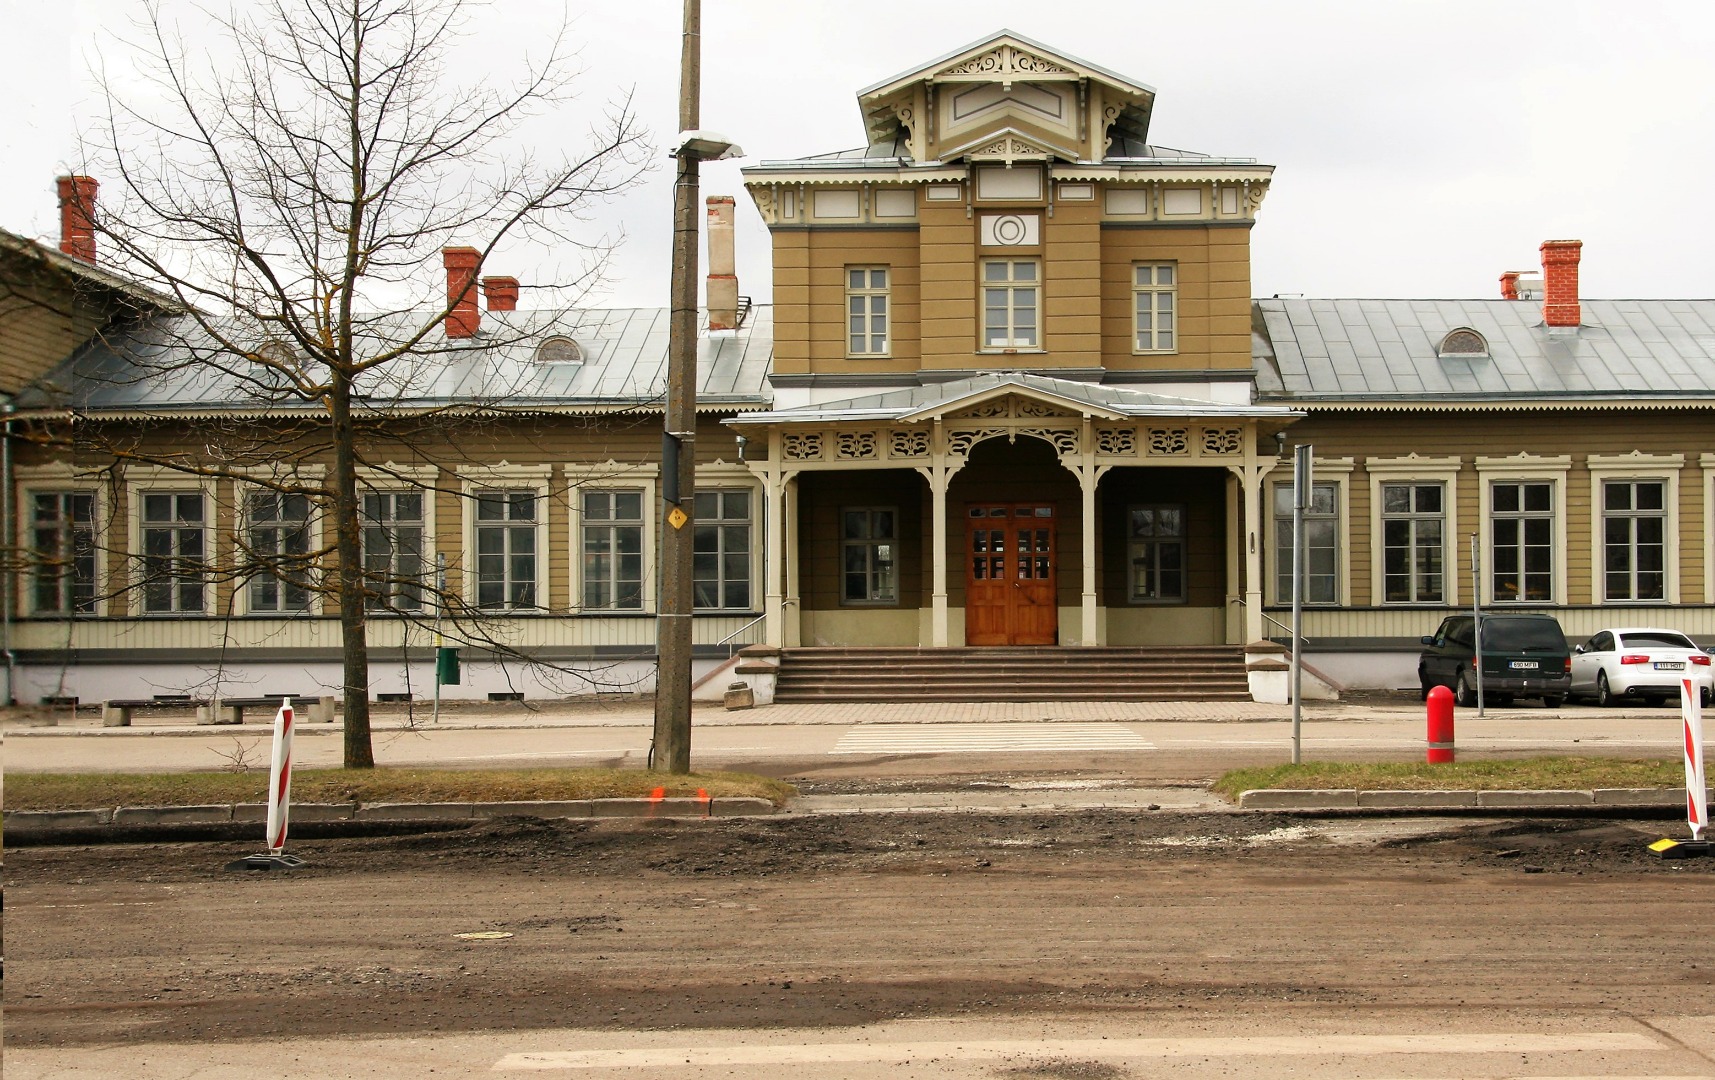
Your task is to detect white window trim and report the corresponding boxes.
[16,463,109,617]
[978,258,1042,352]
[1475,454,1570,606]
[1704,453,1715,605]
[357,463,440,614]
[566,462,658,614]
[124,466,221,617]
[1263,457,1355,607]
[232,467,326,617]
[694,463,764,612]
[1130,262,1178,355]
[457,463,552,611]
[1587,452,1682,605]
[845,265,891,358]
[1365,455,1461,607]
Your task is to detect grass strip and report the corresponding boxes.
[5,767,796,812]
[1212,757,1686,800]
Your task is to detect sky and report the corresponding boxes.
[6,1,1713,308]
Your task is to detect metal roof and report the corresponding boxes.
[19,305,775,415]
[1253,298,1715,405]
[728,371,1301,426]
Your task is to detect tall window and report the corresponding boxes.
[582,489,644,609]
[1603,479,1665,601]
[846,267,889,356]
[141,491,207,614]
[1128,505,1185,603]
[362,491,425,612]
[32,491,97,615]
[842,507,897,605]
[982,260,1038,348]
[475,490,538,610]
[246,492,312,613]
[1491,481,1553,602]
[1274,482,1338,604]
[1381,483,1444,603]
[1132,264,1177,352]
[693,489,751,610]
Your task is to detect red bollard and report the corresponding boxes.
[1426,684,1455,763]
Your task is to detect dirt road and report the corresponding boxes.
[8,804,1715,1057]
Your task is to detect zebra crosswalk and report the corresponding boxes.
[829,722,1155,755]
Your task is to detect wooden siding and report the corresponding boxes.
[793,469,924,611]
[1099,220,1253,373]
[1099,467,1229,608]
[0,280,114,395]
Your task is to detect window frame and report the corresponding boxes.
[979,258,1040,351]
[845,266,891,358]
[1365,455,1461,607]
[457,464,551,613]
[17,465,106,618]
[1131,263,1178,354]
[1125,503,1187,605]
[566,464,657,614]
[1475,455,1569,606]
[840,505,899,607]
[239,486,317,616]
[357,465,438,616]
[1265,458,1354,608]
[126,469,219,617]
[1587,454,1681,605]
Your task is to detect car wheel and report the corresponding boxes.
[1703,687,1713,708]
[1541,695,1564,709]
[1595,671,1614,707]
[1419,680,1431,701]
[1455,669,1477,708]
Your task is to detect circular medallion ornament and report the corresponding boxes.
[992,214,1029,245]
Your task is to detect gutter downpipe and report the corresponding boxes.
[3,397,16,704]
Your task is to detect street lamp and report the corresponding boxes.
[653,2,742,775]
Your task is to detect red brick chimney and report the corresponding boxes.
[481,276,519,312]
[705,195,739,331]
[1539,239,1582,328]
[443,247,481,338]
[1499,270,1521,300]
[56,175,99,263]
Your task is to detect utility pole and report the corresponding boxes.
[652,0,703,774]
[1290,443,1312,765]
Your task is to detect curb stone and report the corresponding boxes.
[1357,790,1477,809]
[233,802,357,823]
[113,804,234,825]
[1475,789,1594,808]
[1237,787,1700,810]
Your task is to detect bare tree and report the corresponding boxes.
[58,0,648,766]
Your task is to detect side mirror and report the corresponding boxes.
[1420,635,1435,646]
[1573,644,1585,654]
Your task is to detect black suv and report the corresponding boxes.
[1418,613,1572,707]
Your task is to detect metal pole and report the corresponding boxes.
[1291,443,1311,764]
[1471,532,1484,718]
[433,552,445,725]
[652,0,701,774]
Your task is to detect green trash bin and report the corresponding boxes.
[435,646,461,686]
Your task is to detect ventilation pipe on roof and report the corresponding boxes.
[1540,239,1582,328]
[56,175,99,263]
[443,247,481,338]
[705,195,739,331]
[482,276,519,312]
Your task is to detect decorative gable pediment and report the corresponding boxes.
[937,43,1077,83]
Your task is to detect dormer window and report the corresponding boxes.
[535,337,583,364]
[1437,328,1488,358]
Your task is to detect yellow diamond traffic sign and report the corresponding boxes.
[668,505,688,529]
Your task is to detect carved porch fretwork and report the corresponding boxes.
[1201,427,1243,455]
[946,427,1010,458]
[970,136,1051,164]
[1095,427,1137,456]
[1019,427,1080,456]
[950,395,1076,421]
[888,428,930,458]
[1147,427,1190,456]
[835,431,878,460]
[781,432,824,461]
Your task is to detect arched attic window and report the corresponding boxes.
[534,336,584,364]
[1436,328,1489,358]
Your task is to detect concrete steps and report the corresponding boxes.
[773,646,1250,703]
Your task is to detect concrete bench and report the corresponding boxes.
[102,698,206,727]
[196,695,337,726]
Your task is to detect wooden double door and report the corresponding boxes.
[965,503,1057,646]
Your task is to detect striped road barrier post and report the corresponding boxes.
[1650,678,1710,859]
[225,697,307,871]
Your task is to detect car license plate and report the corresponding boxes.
[1509,661,1538,670]
[1654,661,1684,670]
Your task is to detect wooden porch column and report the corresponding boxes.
[783,474,801,647]
[924,464,952,647]
[1077,419,1100,646]
[1230,460,1268,643]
